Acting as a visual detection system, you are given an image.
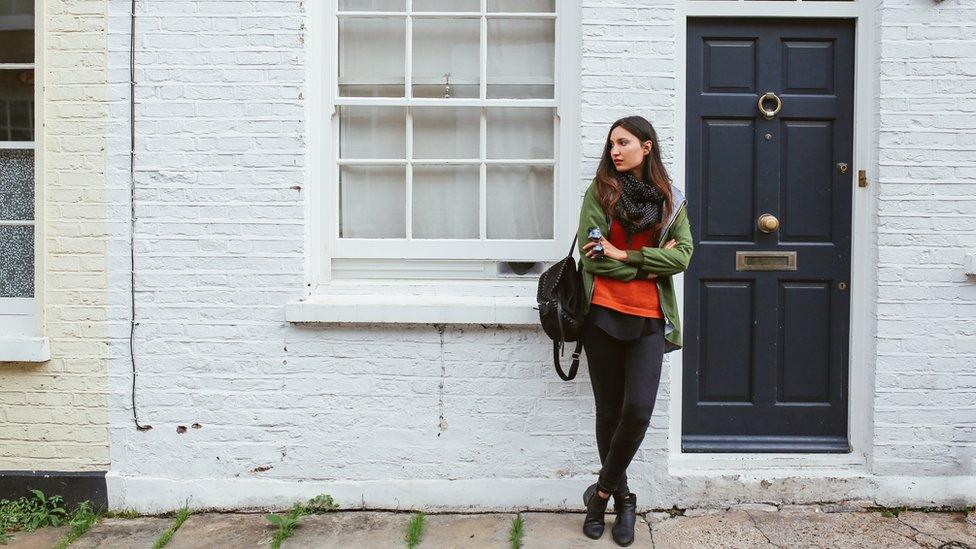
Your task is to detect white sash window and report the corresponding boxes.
[314,0,579,278]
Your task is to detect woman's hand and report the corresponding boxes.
[583,237,627,261]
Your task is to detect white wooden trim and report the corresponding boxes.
[0,2,43,341]
[0,336,50,363]
[334,98,557,107]
[669,1,874,468]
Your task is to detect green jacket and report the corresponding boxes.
[576,179,694,353]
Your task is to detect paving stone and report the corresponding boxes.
[282,511,409,549]
[1,526,70,549]
[778,504,823,515]
[71,517,173,549]
[893,511,976,548]
[652,511,772,549]
[968,509,976,527]
[731,503,779,513]
[417,513,515,548]
[746,509,930,549]
[681,507,724,517]
[520,512,653,548]
[167,512,273,549]
[643,511,673,525]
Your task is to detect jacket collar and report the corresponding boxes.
[658,183,687,246]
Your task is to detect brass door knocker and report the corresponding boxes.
[757,92,782,120]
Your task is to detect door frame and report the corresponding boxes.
[670,1,877,473]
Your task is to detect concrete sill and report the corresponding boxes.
[0,337,51,363]
[285,281,539,325]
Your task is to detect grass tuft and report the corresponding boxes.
[52,501,101,549]
[405,511,426,549]
[265,494,339,549]
[508,513,524,549]
[151,500,192,549]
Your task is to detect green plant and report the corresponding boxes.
[52,501,100,549]
[879,505,907,518]
[264,494,339,549]
[266,505,305,549]
[666,505,686,518]
[0,489,71,543]
[104,508,142,519]
[405,512,426,549]
[508,513,524,549]
[152,501,192,549]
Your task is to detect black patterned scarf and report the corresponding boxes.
[613,171,665,240]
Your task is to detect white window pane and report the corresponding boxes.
[487,107,554,159]
[0,0,34,64]
[338,0,404,10]
[487,19,554,99]
[412,107,479,159]
[0,69,34,141]
[412,18,480,99]
[339,106,406,159]
[0,149,33,220]
[413,0,479,10]
[412,166,479,239]
[340,166,406,238]
[0,225,33,298]
[489,0,554,11]
[487,165,553,239]
[339,17,406,97]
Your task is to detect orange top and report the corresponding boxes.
[591,218,664,318]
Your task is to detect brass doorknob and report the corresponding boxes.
[757,213,779,233]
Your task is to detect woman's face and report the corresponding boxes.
[609,126,652,178]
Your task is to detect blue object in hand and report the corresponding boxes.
[588,227,604,260]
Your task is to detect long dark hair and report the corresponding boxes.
[594,116,673,242]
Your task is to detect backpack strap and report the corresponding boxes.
[553,339,583,381]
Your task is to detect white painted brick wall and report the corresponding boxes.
[88,0,976,511]
[872,0,976,478]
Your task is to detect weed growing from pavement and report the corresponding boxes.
[0,489,70,543]
[52,502,100,549]
[265,494,339,549]
[151,501,191,549]
[878,505,907,518]
[508,513,524,549]
[666,505,686,518]
[405,512,426,548]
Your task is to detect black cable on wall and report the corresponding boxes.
[130,0,151,431]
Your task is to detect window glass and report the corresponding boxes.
[338,17,406,97]
[412,165,479,239]
[0,0,34,64]
[487,165,553,239]
[339,166,406,238]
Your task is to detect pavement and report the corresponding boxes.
[3,502,974,548]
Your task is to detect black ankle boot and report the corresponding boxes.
[611,492,637,546]
[582,482,610,539]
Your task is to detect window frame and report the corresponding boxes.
[307,0,580,291]
[0,1,44,341]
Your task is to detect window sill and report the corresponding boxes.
[285,280,540,325]
[0,336,51,363]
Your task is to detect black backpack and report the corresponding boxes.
[536,234,586,380]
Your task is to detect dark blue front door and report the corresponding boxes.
[683,18,855,452]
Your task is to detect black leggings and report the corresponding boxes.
[581,311,666,496]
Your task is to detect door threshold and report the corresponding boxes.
[668,448,868,476]
[682,435,850,453]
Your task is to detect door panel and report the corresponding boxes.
[683,18,855,453]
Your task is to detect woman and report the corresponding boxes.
[576,116,694,546]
